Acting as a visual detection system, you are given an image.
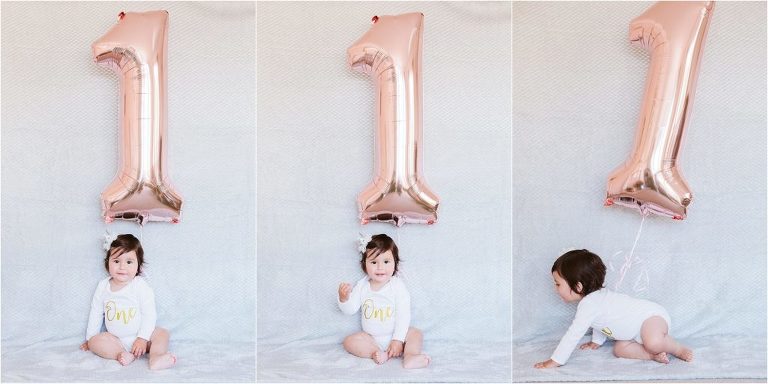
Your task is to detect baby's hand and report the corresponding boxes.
[80,341,89,351]
[338,283,352,302]
[534,359,561,369]
[386,340,404,358]
[580,341,601,350]
[131,338,148,357]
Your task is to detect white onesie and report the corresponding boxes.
[551,288,671,365]
[338,276,411,350]
[85,276,157,351]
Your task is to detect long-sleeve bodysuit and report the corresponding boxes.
[85,276,157,351]
[338,276,411,350]
[551,288,671,365]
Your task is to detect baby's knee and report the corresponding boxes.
[408,327,422,338]
[642,338,666,354]
[342,333,364,347]
[153,327,169,338]
[89,332,113,341]
[612,344,623,358]
[88,332,117,346]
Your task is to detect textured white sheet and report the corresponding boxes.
[258,339,509,382]
[514,335,766,382]
[1,2,255,381]
[2,339,254,383]
[513,1,766,382]
[257,1,511,381]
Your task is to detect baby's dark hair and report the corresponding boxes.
[104,234,145,275]
[360,234,400,275]
[551,249,605,296]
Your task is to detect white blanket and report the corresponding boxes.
[259,338,509,382]
[514,335,766,382]
[2,339,254,382]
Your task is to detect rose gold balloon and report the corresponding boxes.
[348,12,439,227]
[606,1,714,220]
[93,10,182,225]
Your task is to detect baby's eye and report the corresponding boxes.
[371,261,376,264]
[126,261,133,264]
[113,260,119,263]
[384,260,390,264]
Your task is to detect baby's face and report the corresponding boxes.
[108,249,139,284]
[552,271,582,303]
[365,249,395,285]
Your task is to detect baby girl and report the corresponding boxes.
[535,249,693,368]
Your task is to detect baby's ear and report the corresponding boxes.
[575,282,584,294]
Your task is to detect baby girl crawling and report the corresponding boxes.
[535,249,693,368]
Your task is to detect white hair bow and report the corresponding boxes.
[358,233,372,253]
[102,231,118,251]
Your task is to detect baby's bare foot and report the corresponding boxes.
[371,350,388,365]
[673,345,693,362]
[149,353,177,370]
[117,351,136,366]
[652,352,669,364]
[403,353,431,369]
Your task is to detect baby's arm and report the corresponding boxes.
[535,301,597,368]
[387,280,411,358]
[137,280,157,341]
[134,279,157,357]
[337,279,363,315]
[83,280,106,347]
[580,328,606,350]
[392,280,411,342]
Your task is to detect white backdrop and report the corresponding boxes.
[1,2,255,381]
[257,1,510,381]
[513,1,766,381]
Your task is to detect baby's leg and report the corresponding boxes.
[147,327,176,370]
[402,327,430,369]
[640,316,693,362]
[613,340,669,363]
[343,332,387,364]
[87,332,135,366]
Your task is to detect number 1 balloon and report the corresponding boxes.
[605,1,714,220]
[93,11,182,225]
[348,12,440,227]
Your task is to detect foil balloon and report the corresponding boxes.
[606,1,714,220]
[93,11,182,225]
[348,12,439,227]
